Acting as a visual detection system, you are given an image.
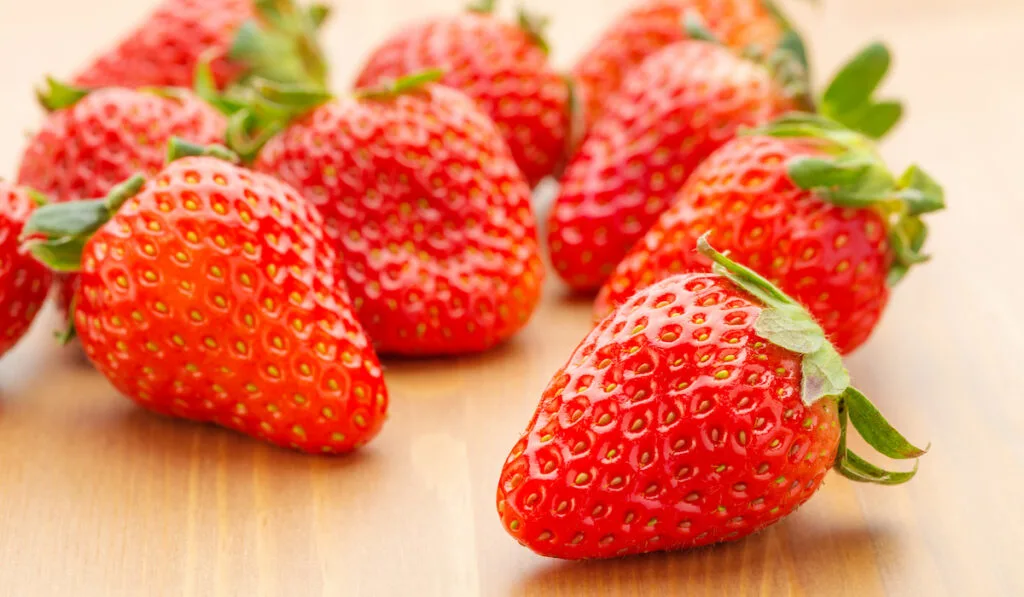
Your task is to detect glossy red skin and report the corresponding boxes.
[72,0,251,89]
[73,158,387,454]
[254,85,544,356]
[596,136,892,355]
[17,88,226,316]
[549,42,792,292]
[572,0,782,131]
[498,274,841,559]
[0,182,51,358]
[355,12,569,187]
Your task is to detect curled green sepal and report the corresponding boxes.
[753,112,946,286]
[21,174,146,273]
[55,293,78,346]
[214,76,333,163]
[818,42,902,139]
[697,233,849,404]
[683,11,722,45]
[563,74,587,169]
[355,69,446,101]
[843,387,928,459]
[517,9,552,54]
[36,77,91,112]
[229,0,330,89]
[697,235,926,485]
[834,402,923,485]
[466,0,496,13]
[166,137,241,164]
[307,3,331,29]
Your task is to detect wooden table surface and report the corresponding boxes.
[0,0,1021,595]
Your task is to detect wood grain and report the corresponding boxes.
[0,0,1021,595]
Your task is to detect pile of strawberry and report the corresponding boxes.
[0,0,943,561]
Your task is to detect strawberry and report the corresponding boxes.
[354,0,570,187]
[596,115,945,354]
[22,141,388,454]
[71,0,329,90]
[17,82,228,316]
[572,0,786,131]
[233,72,544,356]
[0,182,52,358]
[548,40,904,292]
[498,236,925,559]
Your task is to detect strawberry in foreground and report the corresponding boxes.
[498,236,925,559]
[72,0,330,90]
[18,81,228,319]
[572,0,786,131]
[355,0,571,187]
[229,71,544,356]
[21,141,388,454]
[549,39,905,292]
[0,181,52,359]
[596,114,944,354]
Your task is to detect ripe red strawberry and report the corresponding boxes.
[17,83,228,316]
[498,237,925,559]
[549,41,903,292]
[0,182,52,358]
[22,142,388,454]
[242,73,544,356]
[573,0,785,131]
[596,116,944,354]
[550,41,793,291]
[354,1,570,187]
[71,0,329,90]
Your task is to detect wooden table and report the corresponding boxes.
[0,0,1020,595]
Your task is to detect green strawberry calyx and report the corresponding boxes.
[20,139,238,274]
[355,69,446,100]
[698,234,927,485]
[517,9,552,54]
[684,9,813,115]
[36,77,92,112]
[228,0,331,90]
[212,68,442,163]
[20,174,146,274]
[698,0,901,139]
[750,112,945,286]
[36,77,212,113]
[466,0,497,13]
[760,0,902,139]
